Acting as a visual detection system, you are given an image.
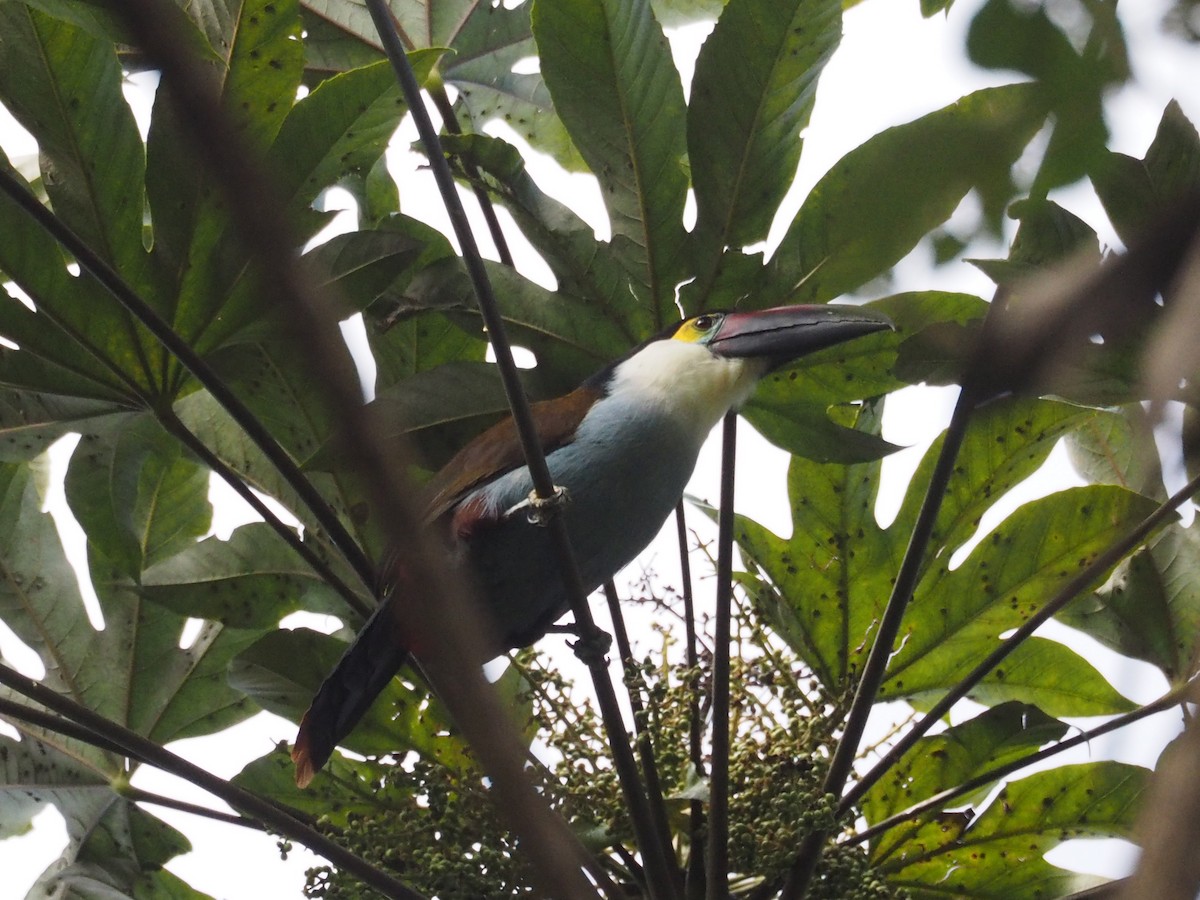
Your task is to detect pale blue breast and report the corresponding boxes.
[459,399,702,649]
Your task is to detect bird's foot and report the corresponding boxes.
[570,628,613,667]
[504,485,571,526]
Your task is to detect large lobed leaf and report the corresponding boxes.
[881,761,1147,898]
[862,702,1069,862]
[737,398,1148,716]
[1091,100,1200,249]
[0,453,255,896]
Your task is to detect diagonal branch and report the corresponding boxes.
[847,682,1192,851]
[0,167,377,596]
[839,468,1200,819]
[365,3,678,896]
[780,382,981,899]
[0,663,426,899]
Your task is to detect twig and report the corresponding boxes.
[115,783,263,830]
[0,695,141,761]
[675,503,707,899]
[706,412,738,899]
[426,82,516,269]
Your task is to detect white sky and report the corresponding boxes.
[3,0,1200,896]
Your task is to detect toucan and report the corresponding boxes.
[292,304,892,786]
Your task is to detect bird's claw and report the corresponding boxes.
[505,485,571,526]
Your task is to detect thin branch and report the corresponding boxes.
[0,695,140,761]
[0,168,376,596]
[675,502,707,899]
[0,662,426,900]
[706,412,738,899]
[839,468,1200,819]
[116,784,262,830]
[847,683,1190,851]
[364,4,676,896]
[426,83,516,269]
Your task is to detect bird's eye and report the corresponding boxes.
[692,314,719,332]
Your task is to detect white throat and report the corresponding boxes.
[606,340,766,442]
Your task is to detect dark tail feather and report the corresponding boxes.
[292,602,409,787]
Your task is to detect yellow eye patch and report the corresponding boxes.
[672,313,724,344]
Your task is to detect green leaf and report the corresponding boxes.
[7,0,132,42]
[369,361,535,471]
[197,338,378,557]
[140,522,348,628]
[232,742,406,822]
[134,868,216,900]
[269,53,441,223]
[1091,100,1200,247]
[736,395,1137,709]
[0,456,255,895]
[736,403,894,690]
[651,0,728,26]
[436,132,641,343]
[968,198,1100,284]
[0,728,204,899]
[533,0,688,325]
[369,311,489,393]
[891,399,1096,573]
[340,153,403,228]
[302,217,455,321]
[752,293,987,410]
[0,391,129,462]
[400,256,630,388]
[0,140,154,405]
[1066,405,1164,499]
[740,294,987,463]
[687,0,841,297]
[0,4,151,292]
[769,84,1048,304]
[967,0,1128,192]
[863,702,1068,858]
[447,1,584,171]
[882,485,1156,714]
[229,627,474,771]
[145,0,305,362]
[1060,525,1200,684]
[65,414,212,579]
[742,401,900,464]
[882,762,1146,897]
[888,634,1135,717]
[170,388,366,582]
[920,0,955,15]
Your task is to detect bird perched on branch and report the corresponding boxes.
[292,304,891,786]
